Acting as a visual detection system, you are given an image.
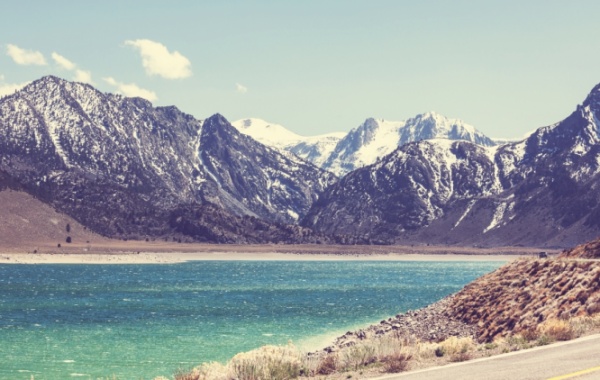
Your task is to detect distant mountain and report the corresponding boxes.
[0,76,336,243]
[234,113,495,176]
[4,75,599,248]
[303,84,600,248]
[322,112,496,175]
[231,118,345,168]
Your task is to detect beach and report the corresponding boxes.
[0,242,546,264]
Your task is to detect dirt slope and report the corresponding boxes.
[447,258,600,342]
[0,190,111,252]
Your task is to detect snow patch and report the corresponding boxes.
[483,202,507,233]
[453,200,476,229]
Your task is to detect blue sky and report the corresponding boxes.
[1,1,599,139]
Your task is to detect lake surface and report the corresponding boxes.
[0,260,502,380]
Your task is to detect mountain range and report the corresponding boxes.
[233,113,495,176]
[1,75,599,247]
[303,84,600,247]
[0,76,339,243]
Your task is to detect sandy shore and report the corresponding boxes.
[0,240,557,264]
[0,248,536,264]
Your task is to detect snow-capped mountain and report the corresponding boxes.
[322,112,496,175]
[232,118,345,168]
[0,76,336,242]
[303,85,600,247]
[234,113,494,176]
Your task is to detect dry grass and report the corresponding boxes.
[315,354,337,375]
[538,319,576,341]
[381,353,412,373]
[166,312,600,380]
[437,336,475,357]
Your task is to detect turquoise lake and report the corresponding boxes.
[0,260,502,380]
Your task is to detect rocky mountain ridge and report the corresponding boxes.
[233,112,495,176]
[302,83,600,247]
[0,76,337,243]
[2,75,600,247]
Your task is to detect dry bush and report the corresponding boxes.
[449,352,472,363]
[372,334,406,358]
[228,344,302,380]
[568,313,600,337]
[341,344,377,371]
[173,368,200,380]
[438,336,475,357]
[520,328,540,342]
[539,319,575,341]
[316,354,338,375]
[184,362,228,380]
[381,353,412,373]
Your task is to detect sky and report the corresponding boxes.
[1,1,600,139]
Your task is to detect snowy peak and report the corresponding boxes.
[321,112,494,176]
[231,118,345,169]
[402,112,495,147]
[232,112,494,176]
[232,118,303,146]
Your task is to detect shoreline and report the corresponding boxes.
[0,242,553,264]
[0,251,530,265]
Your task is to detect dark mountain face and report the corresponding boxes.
[303,84,600,248]
[0,76,336,243]
[198,114,337,224]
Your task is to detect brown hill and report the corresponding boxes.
[0,189,111,252]
[560,237,600,258]
[447,258,600,342]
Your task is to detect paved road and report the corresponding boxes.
[372,334,600,380]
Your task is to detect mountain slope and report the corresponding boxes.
[303,85,600,247]
[0,76,335,242]
[198,115,337,223]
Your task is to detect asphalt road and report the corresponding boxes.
[372,334,600,380]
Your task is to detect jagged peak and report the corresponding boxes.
[582,82,600,113]
[204,113,230,126]
[201,113,238,139]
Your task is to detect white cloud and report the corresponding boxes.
[236,83,248,94]
[50,51,94,84]
[103,77,157,102]
[0,76,30,96]
[51,52,76,70]
[74,69,93,84]
[125,39,192,79]
[6,44,47,66]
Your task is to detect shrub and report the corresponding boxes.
[228,344,302,380]
[449,352,472,362]
[536,334,554,346]
[316,355,337,375]
[341,344,377,371]
[520,328,539,342]
[174,368,200,380]
[434,346,445,357]
[568,314,600,337]
[381,353,412,373]
[539,319,575,341]
[438,336,474,357]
